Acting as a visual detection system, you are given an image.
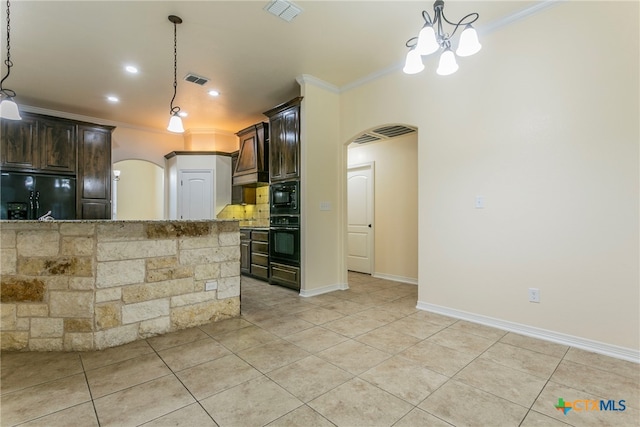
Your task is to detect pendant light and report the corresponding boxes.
[167,15,184,133]
[0,0,21,120]
[403,0,481,76]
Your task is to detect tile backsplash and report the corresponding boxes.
[217,186,269,227]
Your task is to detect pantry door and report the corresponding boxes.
[179,170,212,219]
[347,163,374,274]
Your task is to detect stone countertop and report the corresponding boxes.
[0,219,239,224]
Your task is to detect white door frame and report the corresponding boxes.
[347,162,375,274]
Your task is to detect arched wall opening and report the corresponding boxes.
[112,159,164,220]
[344,124,419,284]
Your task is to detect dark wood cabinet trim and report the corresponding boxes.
[164,151,233,159]
[263,96,303,118]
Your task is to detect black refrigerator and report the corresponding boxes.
[1,172,76,220]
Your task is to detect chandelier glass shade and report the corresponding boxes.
[0,0,21,120]
[403,0,481,76]
[167,15,184,133]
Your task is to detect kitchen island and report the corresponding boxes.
[0,220,240,351]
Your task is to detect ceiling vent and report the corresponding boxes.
[184,73,209,86]
[352,125,417,145]
[264,0,302,22]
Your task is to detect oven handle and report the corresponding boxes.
[269,227,300,231]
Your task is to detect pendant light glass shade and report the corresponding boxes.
[167,113,185,133]
[402,48,425,74]
[436,48,458,76]
[455,24,482,57]
[403,1,480,76]
[416,25,439,55]
[0,98,21,120]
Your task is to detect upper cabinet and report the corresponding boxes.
[39,118,77,174]
[78,125,113,219]
[233,122,269,186]
[0,112,114,219]
[1,113,77,174]
[264,97,302,183]
[1,114,40,171]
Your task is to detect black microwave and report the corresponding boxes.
[270,180,299,215]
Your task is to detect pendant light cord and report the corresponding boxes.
[169,18,180,115]
[0,0,16,97]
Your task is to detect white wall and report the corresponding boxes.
[298,78,344,294]
[348,134,418,283]
[335,2,639,355]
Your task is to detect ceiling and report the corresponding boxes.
[4,1,538,134]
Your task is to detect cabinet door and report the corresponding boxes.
[80,201,111,219]
[240,239,251,274]
[78,126,112,219]
[0,116,38,170]
[281,106,300,180]
[39,119,76,174]
[269,115,284,181]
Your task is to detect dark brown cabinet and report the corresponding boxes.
[250,230,269,280]
[1,115,39,170]
[1,113,113,219]
[77,125,113,219]
[39,119,76,174]
[233,122,269,186]
[1,114,77,174]
[264,97,302,183]
[240,229,251,274]
[239,228,269,281]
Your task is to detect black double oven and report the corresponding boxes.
[269,180,301,290]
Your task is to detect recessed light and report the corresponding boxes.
[208,90,220,97]
[125,65,138,74]
[178,111,188,117]
[107,95,119,103]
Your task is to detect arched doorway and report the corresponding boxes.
[112,159,164,220]
[345,124,419,285]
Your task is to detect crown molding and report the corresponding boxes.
[185,128,236,136]
[296,74,340,94]
[20,105,174,136]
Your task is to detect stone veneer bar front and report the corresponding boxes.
[0,220,240,351]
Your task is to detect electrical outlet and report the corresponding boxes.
[528,288,540,303]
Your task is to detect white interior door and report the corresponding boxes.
[180,170,213,219]
[347,164,374,274]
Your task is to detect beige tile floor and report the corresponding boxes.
[1,273,638,426]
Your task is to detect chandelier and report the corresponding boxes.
[0,0,21,120]
[167,15,184,133]
[403,0,481,76]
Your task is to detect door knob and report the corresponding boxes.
[368,224,372,228]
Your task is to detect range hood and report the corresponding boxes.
[233,122,269,187]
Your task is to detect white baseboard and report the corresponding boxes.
[373,272,418,285]
[299,283,349,297]
[416,301,640,364]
